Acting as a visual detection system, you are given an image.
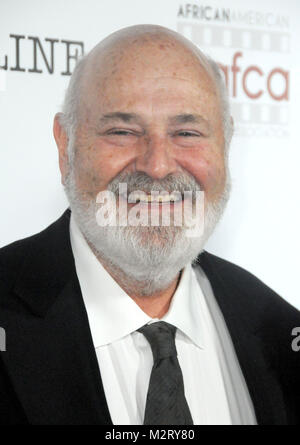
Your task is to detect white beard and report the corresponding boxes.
[64,165,231,296]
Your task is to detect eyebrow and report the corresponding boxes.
[98,112,210,128]
[168,114,209,126]
[99,112,140,124]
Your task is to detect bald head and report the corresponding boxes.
[84,25,215,82]
[59,25,232,152]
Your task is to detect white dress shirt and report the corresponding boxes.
[70,215,233,425]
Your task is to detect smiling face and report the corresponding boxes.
[54,28,230,293]
[66,35,226,207]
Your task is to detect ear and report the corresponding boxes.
[53,113,69,185]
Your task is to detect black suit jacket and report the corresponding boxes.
[0,209,299,425]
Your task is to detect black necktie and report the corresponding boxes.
[138,321,193,425]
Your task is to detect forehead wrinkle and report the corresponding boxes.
[141,75,212,84]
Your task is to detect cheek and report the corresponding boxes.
[73,141,137,193]
[176,145,226,196]
[72,145,105,193]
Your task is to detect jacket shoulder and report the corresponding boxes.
[197,250,299,316]
[0,210,71,292]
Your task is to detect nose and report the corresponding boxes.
[135,134,178,179]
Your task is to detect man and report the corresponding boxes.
[0,25,299,425]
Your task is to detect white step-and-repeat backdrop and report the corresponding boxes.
[1,0,299,309]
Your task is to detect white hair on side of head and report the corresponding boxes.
[58,54,89,160]
[204,55,233,157]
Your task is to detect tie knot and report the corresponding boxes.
[138,321,177,363]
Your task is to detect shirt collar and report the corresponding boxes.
[162,263,204,348]
[70,214,204,349]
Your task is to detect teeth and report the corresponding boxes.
[128,192,182,203]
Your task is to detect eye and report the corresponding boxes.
[100,128,142,146]
[107,129,135,136]
[176,131,201,137]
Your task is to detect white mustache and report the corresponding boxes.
[107,172,202,196]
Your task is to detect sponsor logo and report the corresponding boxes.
[177,4,289,29]
[177,3,291,136]
[0,34,84,77]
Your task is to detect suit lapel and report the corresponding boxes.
[0,210,112,424]
[197,251,288,425]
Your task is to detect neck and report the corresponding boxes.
[119,272,181,319]
[88,241,181,318]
